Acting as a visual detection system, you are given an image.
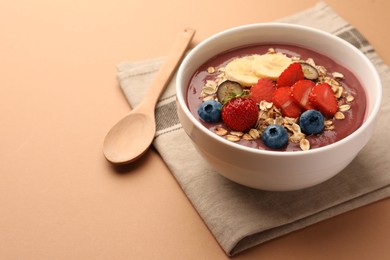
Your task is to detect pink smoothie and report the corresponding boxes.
[186,44,366,151]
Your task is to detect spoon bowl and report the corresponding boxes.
[103,108,156,164]
[103,28,195,164]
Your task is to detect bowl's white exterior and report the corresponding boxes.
[176,23,382,191]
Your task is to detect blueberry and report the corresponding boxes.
[299,110,325,135]
[261,124,289,149]
[197,100,222,123]
[216,80,243,104]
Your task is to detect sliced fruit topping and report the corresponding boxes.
[221,97,258,132]
[272,87,302,118]
[276,62,304,87]
[300,62,319,80]
[197,100,222,123]
[291,79,316,110]
[225,55,260,87]
[250,78,276,103]
[299,110,325,135]
[261,124,289,149]
[253,53,292,80]
[217,80,244,104]
[309,83,338,117]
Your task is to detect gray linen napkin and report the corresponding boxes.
[116,2,390,256]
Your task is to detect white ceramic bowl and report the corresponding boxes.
[176,23,382,191]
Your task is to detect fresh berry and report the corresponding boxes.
[272,87,302,118]
[276,62,304,87]
[250,78,276,103]
[309,83,338,117]
[197,100,222,123]
[300,62,319,80]
[299,110,325,135]
[291,79,316,110]
[217,80,243,104]
[261,124,289,149]
[221,97,258,132]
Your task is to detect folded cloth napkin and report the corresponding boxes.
[116,2,390,256]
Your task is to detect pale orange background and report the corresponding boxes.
[1,0,390,259]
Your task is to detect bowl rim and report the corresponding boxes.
[176,22,382,157]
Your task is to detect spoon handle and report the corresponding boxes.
[141,28,195,110]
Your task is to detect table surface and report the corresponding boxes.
[1,0,390,259]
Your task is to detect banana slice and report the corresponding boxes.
[225,55,260,87]
[253,53,292,80]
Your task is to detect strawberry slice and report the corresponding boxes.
[272,87,302,118]
[250,78,276,103]
[276,62,304,87]
[291,79,316,110]
[309,83,338,117]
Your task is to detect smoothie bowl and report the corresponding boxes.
[176,23,382,191]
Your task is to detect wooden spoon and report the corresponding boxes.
[103,28,195,164]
